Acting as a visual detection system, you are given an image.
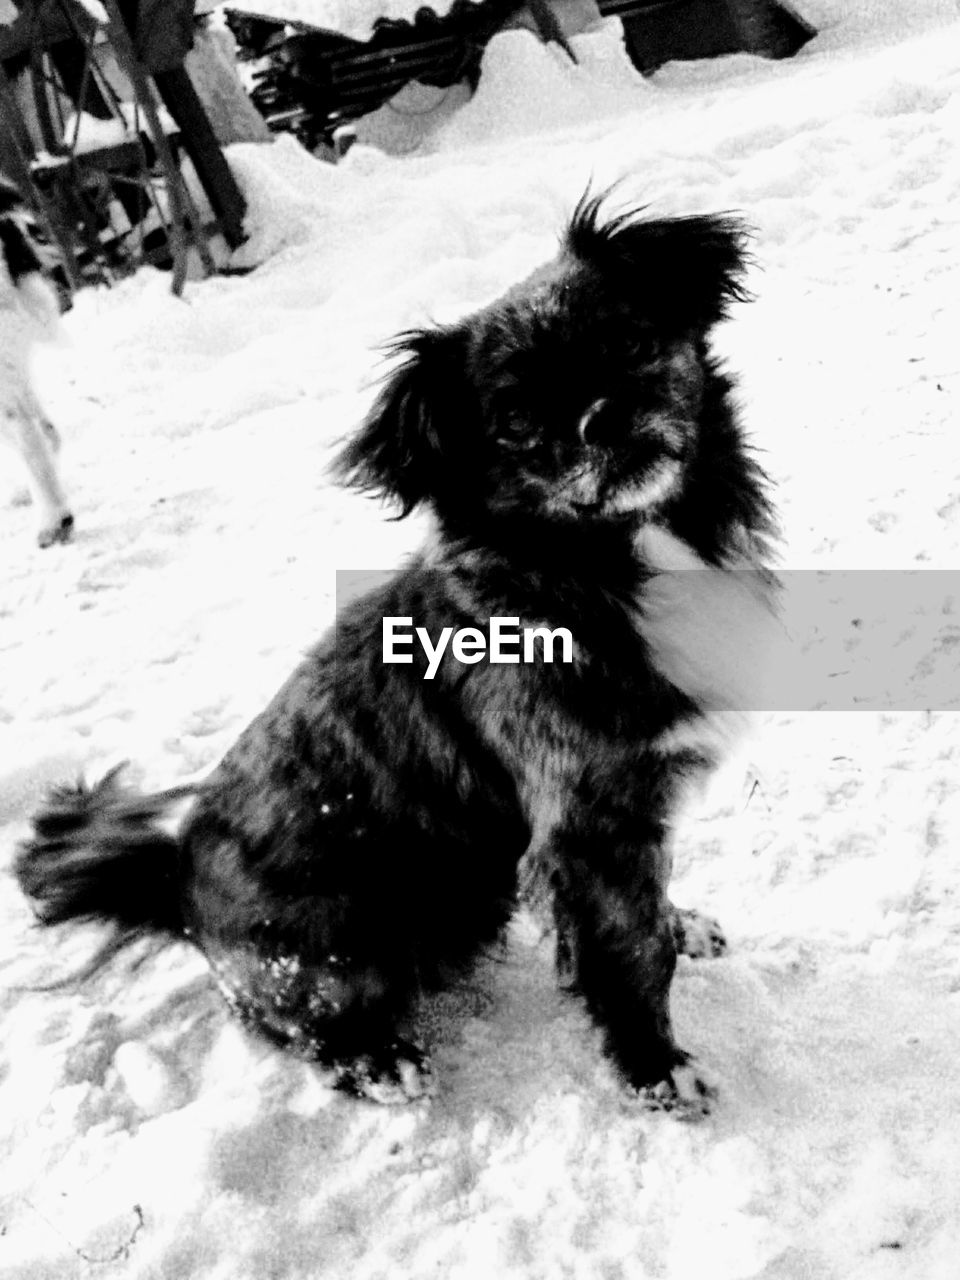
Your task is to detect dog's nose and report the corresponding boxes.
[577,398,610,446]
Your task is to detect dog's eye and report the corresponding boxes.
[495,418,539,453]
[489,384,539,453]
[629,333,662,365]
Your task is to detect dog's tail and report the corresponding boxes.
[14,765,201,959]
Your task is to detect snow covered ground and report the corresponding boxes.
[4,1,960,1275]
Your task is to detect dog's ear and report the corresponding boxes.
[333,327,466,517]
[566,193,752,329]
[0,212,43,282]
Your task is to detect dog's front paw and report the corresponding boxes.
[637,1057,717,1121]
[333,1039,434,1106]
[37,512,74,548]
[671,905,727,959]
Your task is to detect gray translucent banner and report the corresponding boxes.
[336,570,960,711]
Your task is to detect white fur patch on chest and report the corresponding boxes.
[633,524,784,717]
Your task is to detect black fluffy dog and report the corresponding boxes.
[15,194,776,1113]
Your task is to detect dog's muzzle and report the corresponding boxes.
[578,398,685,459]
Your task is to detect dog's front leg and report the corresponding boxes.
[4,402,73,546]
[551,796,715,1117]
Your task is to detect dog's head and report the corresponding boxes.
[336,193,751,532]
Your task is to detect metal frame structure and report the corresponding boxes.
[0,0,244,296]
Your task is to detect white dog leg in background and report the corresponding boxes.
[2,394,74,548]
[0,184,75,548]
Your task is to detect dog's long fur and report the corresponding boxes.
[0,177,73,548]
[16,193,776,1111]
